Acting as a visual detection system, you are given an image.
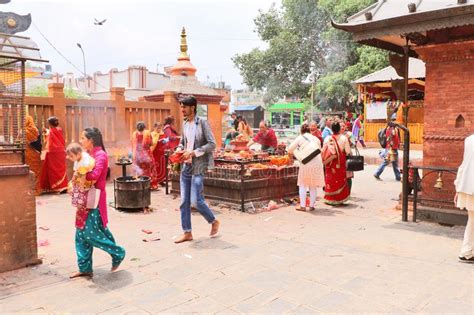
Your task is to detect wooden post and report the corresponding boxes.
[48,83,67,141]
[110,87,127,144]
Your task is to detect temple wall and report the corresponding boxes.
[0,164,41,272]
[416,40,474,202]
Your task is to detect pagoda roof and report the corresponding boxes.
[332,0,474,55]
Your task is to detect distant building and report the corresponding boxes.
[232,88,265,107]
[26,65,229,102]
[26,65,170,100]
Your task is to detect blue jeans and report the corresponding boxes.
[180,164,216,232]
[375,149,401,180]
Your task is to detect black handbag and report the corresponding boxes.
[346,146,364,172]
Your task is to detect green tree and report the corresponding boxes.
[233,0,388,111]
[27,85,88,99]
[317,0,388,110]
[27,85,48,97]
[233,0,328,106]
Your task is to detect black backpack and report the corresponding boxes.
[378,127,387,148]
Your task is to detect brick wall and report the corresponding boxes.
[416,40,474,201]
[0,165,41,272]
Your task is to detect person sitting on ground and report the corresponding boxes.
[247,121,278,153]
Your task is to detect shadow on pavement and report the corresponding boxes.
[190,237,238,250]
[90,269,134,292]
[382,221,464,240]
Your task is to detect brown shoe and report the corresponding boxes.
[295,206,305,211]
[174,232,193,244]
[309,207,315,211]
[210,220,220,237]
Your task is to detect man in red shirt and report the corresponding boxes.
[374,118,401,181]
[247,121,278,153]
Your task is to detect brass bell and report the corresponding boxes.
[434,172,443,189]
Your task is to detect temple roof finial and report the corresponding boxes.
[179,27,189,59]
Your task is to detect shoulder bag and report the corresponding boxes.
[293,135,321,165]
[346,145,364,171]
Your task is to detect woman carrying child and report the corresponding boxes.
[69,127,126,279]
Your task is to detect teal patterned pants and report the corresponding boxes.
[75,208,126,273]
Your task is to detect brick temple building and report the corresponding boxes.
[333,0,474,224]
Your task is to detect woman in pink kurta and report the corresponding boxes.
[70,127,126,279]
[287,123,325,211]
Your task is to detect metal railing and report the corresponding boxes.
[410,165,458,222]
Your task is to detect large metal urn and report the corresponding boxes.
[114,176,151,210]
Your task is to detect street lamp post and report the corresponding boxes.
[76,43,87,93]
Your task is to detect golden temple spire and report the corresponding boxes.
[179,27,189,59]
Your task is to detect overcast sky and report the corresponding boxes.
[9,0,280,89]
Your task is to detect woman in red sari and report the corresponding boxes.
[131,121,159,190]
[151,122,167,184]
[39,116,68,194]
[163,115,180,151]
[322,122,351,205]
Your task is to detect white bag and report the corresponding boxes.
[86,187,101,209]
[293,135,321,165]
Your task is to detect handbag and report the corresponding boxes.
[293,135,321,165]
[86,187,101,209]
[346,146,364,172]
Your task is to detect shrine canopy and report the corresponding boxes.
[332,0,474,56]
[0,32,47,62]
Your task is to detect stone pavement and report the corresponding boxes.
[0,165,472,314]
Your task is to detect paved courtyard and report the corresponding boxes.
[0,165,472,314]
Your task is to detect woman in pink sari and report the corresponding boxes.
[163,115,180,151]
[131,121,159,190]
[39,116,68,194]
[322,122,351,205]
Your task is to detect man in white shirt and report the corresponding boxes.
[175,95,220,244]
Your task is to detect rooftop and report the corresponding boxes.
[353,57,425,84]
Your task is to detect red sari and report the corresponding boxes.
[323,135,350,205]
[132,130,158,190]
[39,127,68,193]
[151,131,166,184]
[163,124,179,151]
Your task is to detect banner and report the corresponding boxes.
[366,101,388,120]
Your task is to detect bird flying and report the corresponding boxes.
[94,18,106,25]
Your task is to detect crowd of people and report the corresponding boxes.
[287,118,356,210]
[20,104,473,272]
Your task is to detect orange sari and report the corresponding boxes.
[39,127,68,193]
[24,116,42,194]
